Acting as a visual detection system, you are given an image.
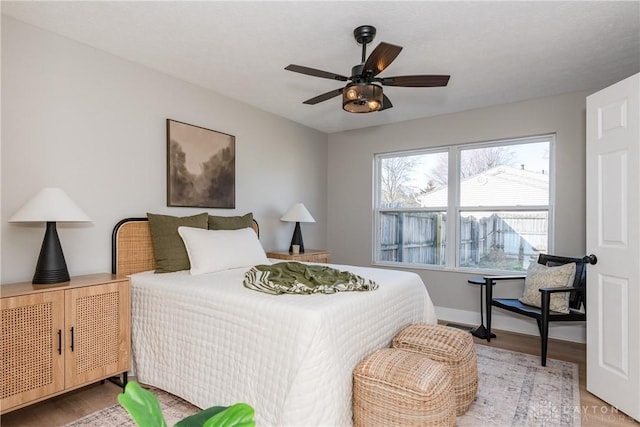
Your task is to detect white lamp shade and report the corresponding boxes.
[9,188,91,223]
[280,203,315,223]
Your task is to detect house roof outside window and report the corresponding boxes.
[417,165,549,208]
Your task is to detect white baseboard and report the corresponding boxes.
[435,306,586,344]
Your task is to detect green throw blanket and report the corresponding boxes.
[243,262,378,295]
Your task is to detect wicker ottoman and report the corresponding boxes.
[353,348,455,427]
[392,324,478,415]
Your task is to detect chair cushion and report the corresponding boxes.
[519,262,576,313]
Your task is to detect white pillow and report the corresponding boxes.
[519,262,576,313]
[178,226,269,275]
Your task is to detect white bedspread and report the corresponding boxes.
[130,263,437,426]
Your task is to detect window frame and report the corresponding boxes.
[373,134,556,274]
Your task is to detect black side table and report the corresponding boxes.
[468,277,496,340]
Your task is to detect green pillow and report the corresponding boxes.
[208,212,254,230]
[147,212,209,273]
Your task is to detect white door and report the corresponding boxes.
[586,72,639,421]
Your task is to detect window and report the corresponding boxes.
[374,135,553,272]
[377,151,448,266]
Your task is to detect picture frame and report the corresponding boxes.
[166,119,235,208]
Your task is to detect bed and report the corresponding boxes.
[112,217,437,426]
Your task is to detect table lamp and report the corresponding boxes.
[9,188,91,284]
[280,203,315,254]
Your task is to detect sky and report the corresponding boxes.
[407,140,550,192]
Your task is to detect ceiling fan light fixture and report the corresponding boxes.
[342,83,383,113]
[285,25,450,111]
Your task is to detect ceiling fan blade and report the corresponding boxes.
[380,94,393,111]
[362,42,403,77]
[303,88,344,105]
[285,64,348,81]
[378,75,450,87]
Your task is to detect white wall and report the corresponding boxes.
[327,91,590,342]
[2,15,593,342]
[1,16,328,283]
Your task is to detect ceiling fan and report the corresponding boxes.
[285,25,450,113]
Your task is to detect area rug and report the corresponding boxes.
[63,386,199,427]
[65,344,580,427]
[460,344,580,426]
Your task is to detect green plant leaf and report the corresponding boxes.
[202,403,255,427]
[117,381,168,427]
[174,406,227,427]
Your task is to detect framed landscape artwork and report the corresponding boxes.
[166,119,235,208]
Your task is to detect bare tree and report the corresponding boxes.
[460,146,516,178]
[381,156,419,206]
[429,146,516,186]
[426,153,448,188]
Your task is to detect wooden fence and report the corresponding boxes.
[379,211,547,269]
[379,212,446,265]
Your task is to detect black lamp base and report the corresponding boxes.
[33,222,70,285]
[288,221,305,254]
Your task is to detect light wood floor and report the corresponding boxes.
[1,327,638,427]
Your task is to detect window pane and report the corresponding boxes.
[374,135,552,271]
[459,211,548,271]
[379,211,446,265]
[460,142,550,207]
[380,152,447,208]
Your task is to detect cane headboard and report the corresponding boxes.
[111,217,260,277]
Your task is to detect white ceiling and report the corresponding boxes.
[3,1,639,134]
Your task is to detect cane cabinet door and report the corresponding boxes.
[1,291,65,410]
[64,281,130,389]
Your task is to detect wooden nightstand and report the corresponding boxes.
[267,249,331,264]
[1,273,131,414]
